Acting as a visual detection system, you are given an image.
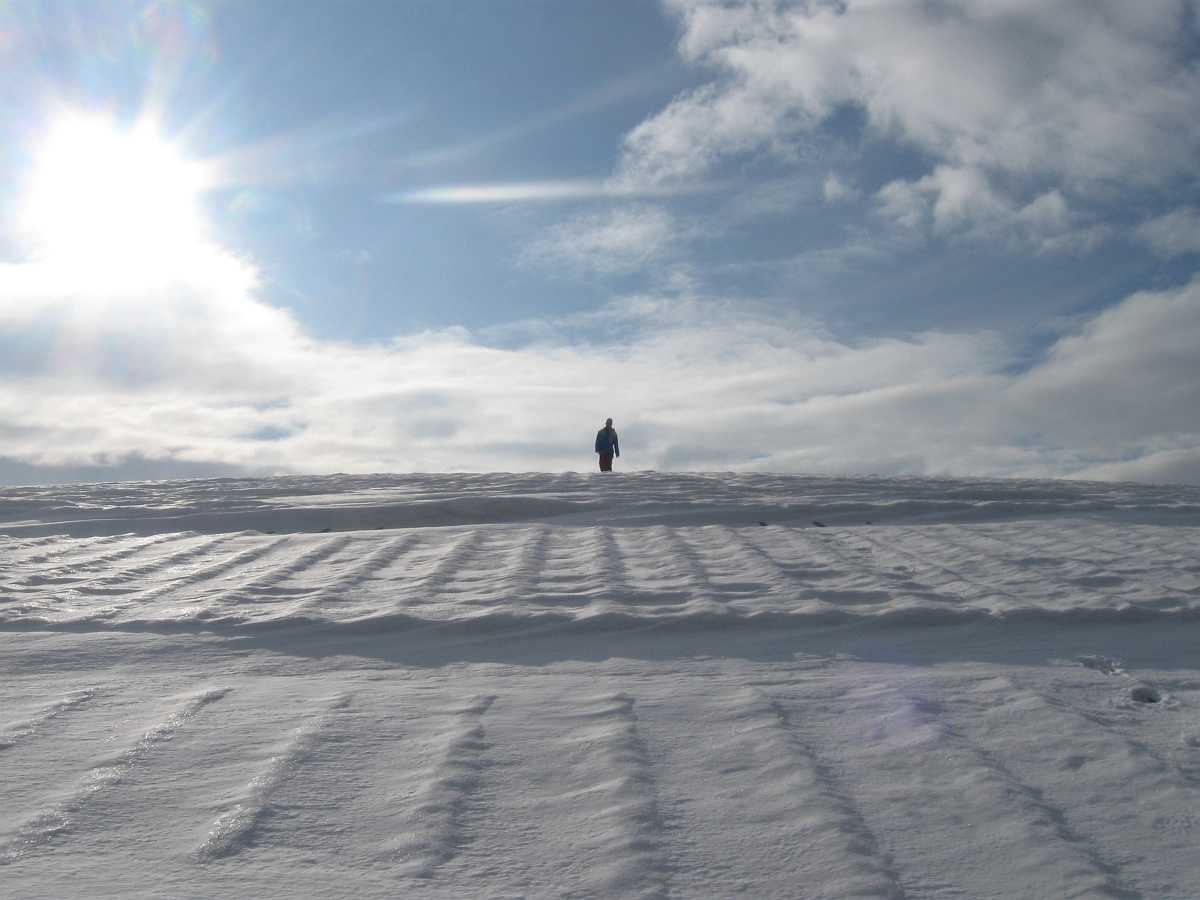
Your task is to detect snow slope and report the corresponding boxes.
[1,473,1198,899]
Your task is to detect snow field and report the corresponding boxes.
[2,641,1197,898]
[2,521,1199,630]
[1,473,1198,898]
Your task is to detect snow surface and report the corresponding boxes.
[1,473,1199,899]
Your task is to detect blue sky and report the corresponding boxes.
[1,0,1199,483]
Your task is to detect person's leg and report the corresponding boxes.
[599,453,613,472]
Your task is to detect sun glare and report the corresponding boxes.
[23,117,207,287]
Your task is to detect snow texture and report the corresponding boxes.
[1,472,1198,898]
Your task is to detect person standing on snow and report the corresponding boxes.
[595,418,619,472]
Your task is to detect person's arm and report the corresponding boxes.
[614,433,619,457]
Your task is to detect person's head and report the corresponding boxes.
[606,418,613,427]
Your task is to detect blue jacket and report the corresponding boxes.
[595,427,619,456]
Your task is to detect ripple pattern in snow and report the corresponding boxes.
[1,474,1198,899]
[2,520,1197,631]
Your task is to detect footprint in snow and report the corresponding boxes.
[1129,686,1162,704]
[1111,682,1174,709]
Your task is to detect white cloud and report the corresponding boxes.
[2,243,1200,483]
[1137,206,1200,257]
[617,0,1200,242]
[1003,280,1200,447]
[876,166,1084,250]
[822,173,858,204]
[518,206,680,276]
[1074,446,1200,485]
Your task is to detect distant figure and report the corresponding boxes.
[595,418,619,472]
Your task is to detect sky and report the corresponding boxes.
[1,0,1199,484]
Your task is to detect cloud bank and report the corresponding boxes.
[2,243,1199,484]
[616,0,1200,246]
[3,2,1199,485]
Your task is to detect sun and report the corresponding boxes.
[23,117,208,287]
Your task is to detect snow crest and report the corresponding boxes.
[0,689,96,751]
[392,695,496,877]
[2,513,1197,633]
[0,688,227,864]
[195,694,350,862]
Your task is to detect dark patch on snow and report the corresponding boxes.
[1130,686,1161,704]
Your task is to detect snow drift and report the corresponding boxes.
[1,473,1198,899]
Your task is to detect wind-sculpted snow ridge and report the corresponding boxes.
[2,472,1199,538]
[196,695,350,862]
[557,693,669,900]
[0,689,95,751]
[1,514,1197,633]
[1,626,1197,896]
[3,474,1200,899]
[0,688,227,865]
[661,685,903,899]
[777,674,1140,898]
[392,695,496,878]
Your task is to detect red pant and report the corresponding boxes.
[598,453,613,472]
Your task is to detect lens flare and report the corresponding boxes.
[380,179,712,205]
[23,117,207,287]
[386,180,609,204]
